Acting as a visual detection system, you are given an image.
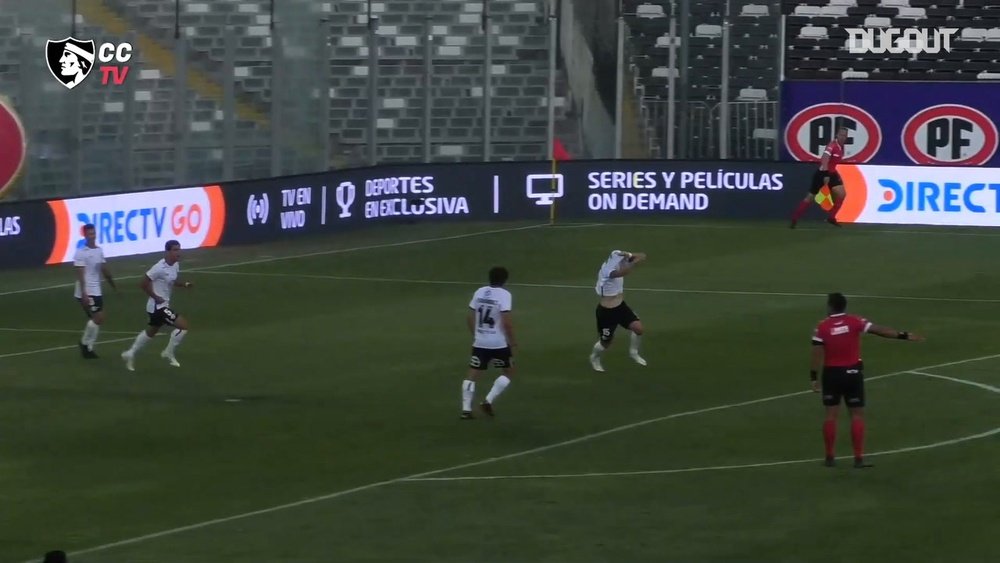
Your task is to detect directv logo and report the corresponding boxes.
[247,194,270,225]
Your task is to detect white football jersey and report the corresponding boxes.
[73,245,106,298]
[595,250,629,297]
[145,259,180,313]
[468,285,513,349]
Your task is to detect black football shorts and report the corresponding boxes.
[596,301,640,343]
[821,363,865,407]
[810,170,844,195]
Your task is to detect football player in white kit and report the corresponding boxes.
[462,266,517,419]
[121,240,194,371]
[73,223,117,359]
[590,250,647,372]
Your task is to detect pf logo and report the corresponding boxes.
[901,105,998,166]
[785,103,882,163]
[335,181,356,218]
[246,193,270,225]
[0,97,27,200]
[525,173,564,205]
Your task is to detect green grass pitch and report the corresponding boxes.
[0,218,997,563]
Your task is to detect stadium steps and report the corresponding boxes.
[77,0,269,127]
[622,67,651,158]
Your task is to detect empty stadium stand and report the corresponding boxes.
[0,0,565,198]
[621,0,1000,159]
[623,1,782,159]
[783,0,1000,81]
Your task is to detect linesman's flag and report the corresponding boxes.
[814,185,835,211]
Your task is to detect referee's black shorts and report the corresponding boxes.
[821,363,865,407]
[810,170,844,195]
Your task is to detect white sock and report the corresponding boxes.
[591,341,605,357]
[82,320,100,349]
[485,375,510,404]
[129,331,152,354]
[630,332,642,354]
[165,329,187,355]
[462,380,475,412]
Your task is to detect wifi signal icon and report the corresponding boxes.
[246,193,270,225]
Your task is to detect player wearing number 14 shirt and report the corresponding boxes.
[461,266,516,419]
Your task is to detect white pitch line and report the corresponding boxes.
[55,351,1000,561]
[408,372,1000,482]
[574,221,1000,238]
[198,270,1000,305]
[195,223,548,271]
[0,336,135,359]
[404,426,1000,482]
[0,282,79,297]
[0,223,549,298]
[0,327,136,335]
[910,371,1000,394]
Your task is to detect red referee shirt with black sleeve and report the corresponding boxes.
[812,313,871,367]
[822,140,844,173]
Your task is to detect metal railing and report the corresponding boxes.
[642,99,778,161]
[0,0,560,200]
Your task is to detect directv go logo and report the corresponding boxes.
[46,187,226,263]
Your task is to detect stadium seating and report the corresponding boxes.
[626,1,781,104]
[782,0,1000,81]
[102,0,561,163]
[620,0,1000,158]
[623,1,782,158]
[0,0,562,197]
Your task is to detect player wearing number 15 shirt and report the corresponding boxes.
[461,266,516,419]
[590,249,647,372]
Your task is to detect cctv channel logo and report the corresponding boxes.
[247,194,270,225]
[525,173,564,206]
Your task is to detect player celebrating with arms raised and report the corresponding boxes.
[790,127,849,228]
[811,293,923,468]
[121,240,194,371]
[590,250,647,372]
[461,266,516,419]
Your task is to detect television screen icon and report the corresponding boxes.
[525,173,564,206]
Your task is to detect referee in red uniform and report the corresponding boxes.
[811,293,923,468]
